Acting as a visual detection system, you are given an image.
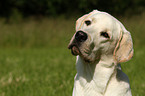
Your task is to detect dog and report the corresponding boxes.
[68,10,133,96]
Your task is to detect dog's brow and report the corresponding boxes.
[79,13,93,29]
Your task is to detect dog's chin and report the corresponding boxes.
[71,48,93,63]
[80,54,94,63]
[80,51,100,64]
[68,45,96,63]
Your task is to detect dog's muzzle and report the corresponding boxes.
[68,31,88,56]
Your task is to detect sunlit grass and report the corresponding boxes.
[0,48,76,96]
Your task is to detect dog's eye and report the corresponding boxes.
[85,20,91,26]
[100,32,110,38]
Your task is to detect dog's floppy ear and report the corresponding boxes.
[114,30,134,63]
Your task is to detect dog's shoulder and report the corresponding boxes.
[116,65,130,83]
[104,64,132,96]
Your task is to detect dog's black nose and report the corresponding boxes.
[75,31,88,42]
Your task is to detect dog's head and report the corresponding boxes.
[68,10,133,64]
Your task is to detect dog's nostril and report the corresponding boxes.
[75,31,88,42]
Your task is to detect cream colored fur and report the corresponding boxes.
[69,10,133,96]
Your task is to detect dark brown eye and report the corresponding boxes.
[85,20,91,26]
[100,32,110,38]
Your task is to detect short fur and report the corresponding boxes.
[68,10,133,96]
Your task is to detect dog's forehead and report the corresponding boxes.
[76,10,129,38]
[76,10,115,30]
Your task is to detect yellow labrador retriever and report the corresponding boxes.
[68,10,133,96]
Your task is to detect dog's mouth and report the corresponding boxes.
[68,44,96,63]
[68,44,80,56]
[68,43,98,63]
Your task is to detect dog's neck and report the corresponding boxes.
[73,55,117,96]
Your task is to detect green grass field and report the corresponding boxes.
[0,13,145,96]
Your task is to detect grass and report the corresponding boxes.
[0,13,145,96]
[0,17,76,48]
[0,48,76,96]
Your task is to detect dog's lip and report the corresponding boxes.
[68,43,77,48]
[68,44,80,56]
[68,43,74,49]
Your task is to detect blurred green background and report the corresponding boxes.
[0,0,145,96]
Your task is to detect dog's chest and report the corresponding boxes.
[73,62,115,96]
[73,74,104,96]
